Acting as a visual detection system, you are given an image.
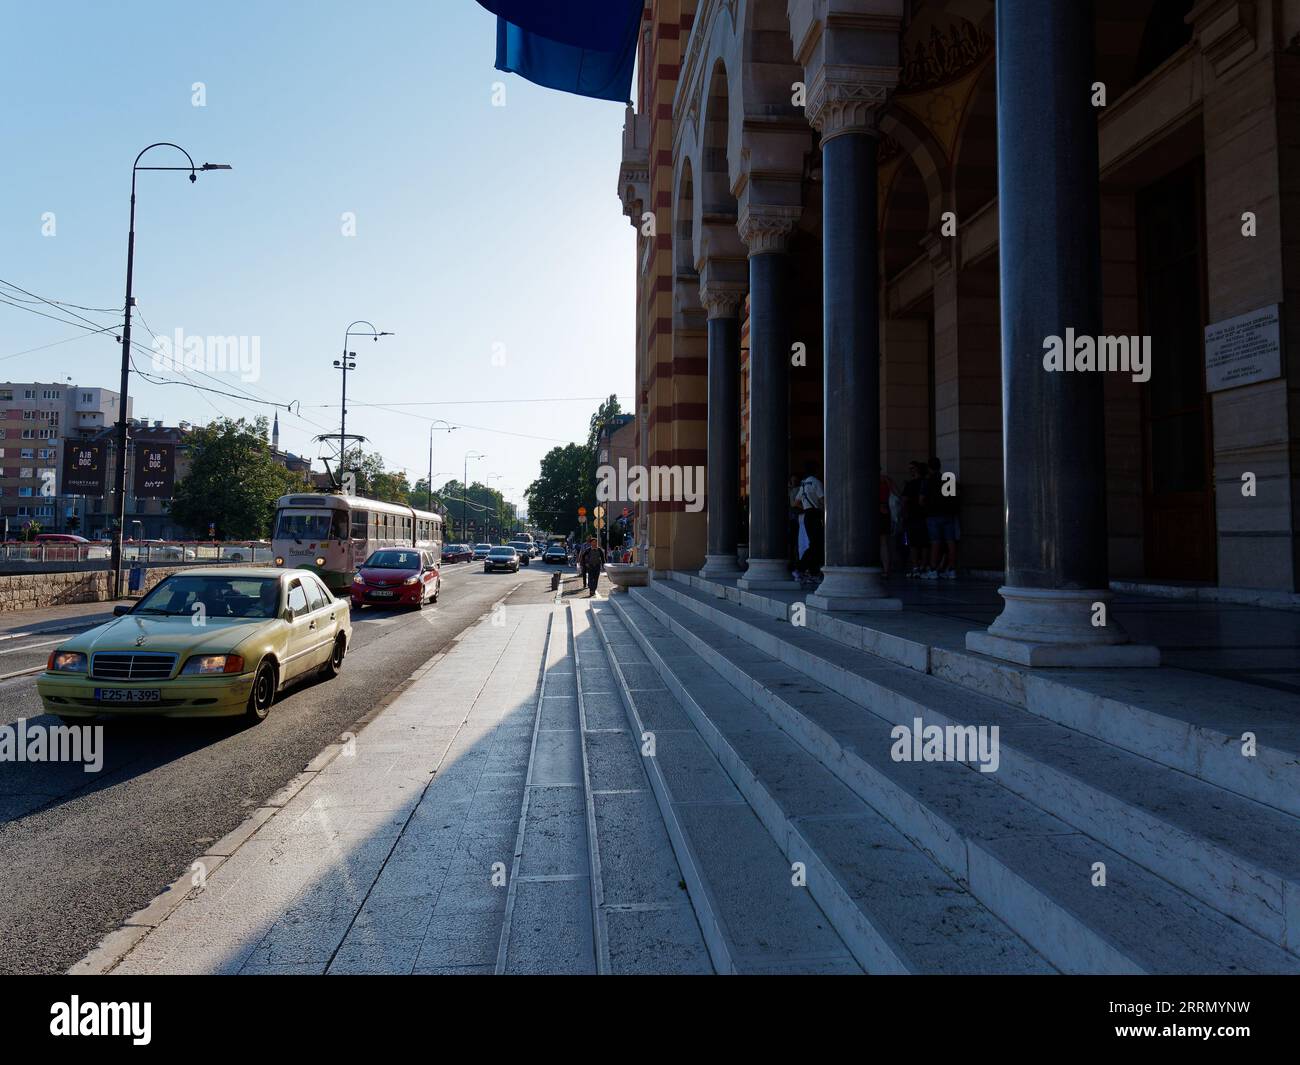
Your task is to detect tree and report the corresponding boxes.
[587,393,623,449]
[170,417,303,539]
[525,442,594,541]
[437,478,511,542]
[339,447,411,504]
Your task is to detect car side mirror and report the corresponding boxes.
[113,604,131,616]
[282,607,295,622]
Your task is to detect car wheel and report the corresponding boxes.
[321,634,346,678]
[432,579,440,603]
[245,658,277,722]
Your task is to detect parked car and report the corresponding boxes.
[543,543,569,565]
[507,540,533,566]
[351,548,440,610]
[36,568,351,723]
[220,541,271,563]
[472,543,492,561]
[484,546,520,573]
[442,544,473,564]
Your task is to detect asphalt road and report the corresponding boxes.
[0,558,577,975]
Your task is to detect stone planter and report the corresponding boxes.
[604,563,650,594]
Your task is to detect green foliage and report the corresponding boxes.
[437,479,513,542]
[525,442,595,541]
[170,417,304,539]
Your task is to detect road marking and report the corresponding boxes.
[0,636,65,656]
[0,664,47,681]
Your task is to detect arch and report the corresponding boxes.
[674,156,696,277]
[882,152,932,278]
[879,107,950,231]
[950,57,997,220]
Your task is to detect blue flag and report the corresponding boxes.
[477,1,640,52]
[491,0,641,103]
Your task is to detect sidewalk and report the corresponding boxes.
[0,599,117,639]
[102,604,553,975]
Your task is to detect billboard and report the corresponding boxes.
[133,442,175,499]
[62,442,106,496]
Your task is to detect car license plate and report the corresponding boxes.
[95,688,161,703]
[370,589,395,598]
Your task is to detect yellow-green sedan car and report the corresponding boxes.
[37,567,351,723]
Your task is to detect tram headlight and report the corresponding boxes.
[315,556,326,567]
[274,556,284,566]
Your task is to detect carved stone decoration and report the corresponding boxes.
[737,206,800,255]
[898,17,993,94]
[806,64,899,142]
[698,280,746,319]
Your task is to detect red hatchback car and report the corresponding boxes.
[351,548,441,609]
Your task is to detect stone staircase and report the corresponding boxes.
[589,574,1300,974]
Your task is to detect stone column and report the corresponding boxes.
[737,209,799,589]
[805,75,900,611]
[966,0,1157,667]
[699,279,746,578]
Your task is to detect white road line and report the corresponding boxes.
[0,637,66,656]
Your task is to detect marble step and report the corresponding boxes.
[595,603,1057,974]
[632,581,1300,965]
[587,604,862,974]
[670,572,1300,819]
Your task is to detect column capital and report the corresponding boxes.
[806,65,898,143]
[738,206,800,256]
[699,281,746,319]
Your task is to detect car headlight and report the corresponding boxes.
[315,556,326,567]
[47,650,87,673]
[403,576,419,585]
[181,654,245,675]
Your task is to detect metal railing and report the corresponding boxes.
[0,541,274,566]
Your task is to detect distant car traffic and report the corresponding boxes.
[472,543,492,561]
[442,544,473,564]
[543,543,569,564]
[484,546,520,573]
[507,540,533,565]
[351,548,441,610]
[36,567,351,723]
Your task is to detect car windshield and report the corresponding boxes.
[489,548,515,557]
[275,509,344,541]
[476,544,491,550]
[365,550,421,569]
[134,575,281,619]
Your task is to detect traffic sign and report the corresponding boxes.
[593,505,605,519]
[578,506,587,517]
[593,517,606,530]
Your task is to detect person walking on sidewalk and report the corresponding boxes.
[580,536,606,597]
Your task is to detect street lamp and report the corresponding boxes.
[111,144,230,599]
[427,420,456,510]
[333,321,392,481]
[463,450,486,542]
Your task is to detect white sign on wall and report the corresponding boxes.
[1205,304,1282,393]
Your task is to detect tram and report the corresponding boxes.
[271,492,442,594]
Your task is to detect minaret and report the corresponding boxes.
[271,412,280,452]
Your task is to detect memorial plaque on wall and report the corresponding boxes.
[133,442,175,498]
[62,442,105,495]
[1205,304,1282,393]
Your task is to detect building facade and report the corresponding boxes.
[618,0,1300,663]
[0,381,129,534]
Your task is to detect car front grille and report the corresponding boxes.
[91,652,178,681]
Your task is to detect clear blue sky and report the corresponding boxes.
[0,0,635,513]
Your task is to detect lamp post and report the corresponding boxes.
[463,450,486,542]
[333,321,392,482]
[111,144,230,599]
[486,474,504,541]
[427,421,455,510]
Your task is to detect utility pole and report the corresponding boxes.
[111,144,230,599]
[333,321,392,485]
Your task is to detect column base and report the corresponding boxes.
[737,557,798,591]
[699,554,742,580]
[806,566,902,612]
[966,586,1160,667]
